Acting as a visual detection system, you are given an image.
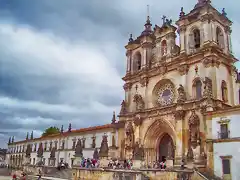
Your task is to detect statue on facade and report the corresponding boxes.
[177,84,186,103]
[93,148,99,160]
[125,122,134,148]
[25,144,31,158]
[92,136,96,148]
[50,147,56,159]
[132,142,144,160]
[188,111,200,148]
[120,100,127,114]
[99,134,109,157]
[37,143,43,158]
[203,77,213,99]
[75,139,83,157]
[133,94,145,111]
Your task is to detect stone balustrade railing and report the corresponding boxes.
[72,167,195,180]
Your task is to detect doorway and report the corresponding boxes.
[158,133,174,162]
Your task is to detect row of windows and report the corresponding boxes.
[8,137,97,154]
[130,27,225,72]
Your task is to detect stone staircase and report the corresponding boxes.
[195,169,222,180]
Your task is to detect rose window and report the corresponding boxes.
[157,83,175,106]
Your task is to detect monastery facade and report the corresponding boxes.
[5,0,240,179]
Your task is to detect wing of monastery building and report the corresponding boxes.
[5,0,240,179]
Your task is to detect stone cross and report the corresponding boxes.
[162,15,166,24]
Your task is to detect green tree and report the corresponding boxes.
[42,126,60,137]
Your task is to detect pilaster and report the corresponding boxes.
[174,110,186,165]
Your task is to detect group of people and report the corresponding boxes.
[108,159,133,169]
[80,158,100,168]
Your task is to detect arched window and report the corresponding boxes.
[161,40,167,56]
[221,81,228,102]
[216,27,224,49]
[193,29,201,49]
[133,52,141,71]
[193,78,202,100]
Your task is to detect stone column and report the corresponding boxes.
[178,26,186,54]
[174,110,185,166]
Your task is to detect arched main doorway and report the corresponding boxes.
[143,119,176,164]
[158,133,174,162]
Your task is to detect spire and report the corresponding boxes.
[141,5,152,36]
[30,131,33,139]
[68,123,72,132]
[12,136,14,143]
[111,111,116,124]
[26,132,29,140]
[61,125,64,133]
[8,137,11,144]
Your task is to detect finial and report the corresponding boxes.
[222,8,227,17]
[111,111,116,124]
[162,15,166,24]
[61,125,64,133]
[26,132,29,140]
[179,7,185,18]
[30,131,33,139]
[128,34,133,42]
[68,123,72,132]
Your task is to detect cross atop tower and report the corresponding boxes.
[162,15,166,24]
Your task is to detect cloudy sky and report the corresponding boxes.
[0,0,239,147]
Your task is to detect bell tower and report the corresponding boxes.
[176,0,232,55]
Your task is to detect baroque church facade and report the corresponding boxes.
[117,0,239,169]
[6,0,240,178]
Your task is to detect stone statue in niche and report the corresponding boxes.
[133,94,145,111]
[188,111,200,149]
[125,122,134,148]
[203,77,213,99]
[120,100,127,114]
[177,84,186,103]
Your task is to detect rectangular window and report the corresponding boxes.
[220,124,229,139]
[72,140,76,150]
[222,159,231,174]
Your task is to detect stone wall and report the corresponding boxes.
[72,168,199,180]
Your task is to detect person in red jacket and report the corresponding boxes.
[12,173,17,180]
